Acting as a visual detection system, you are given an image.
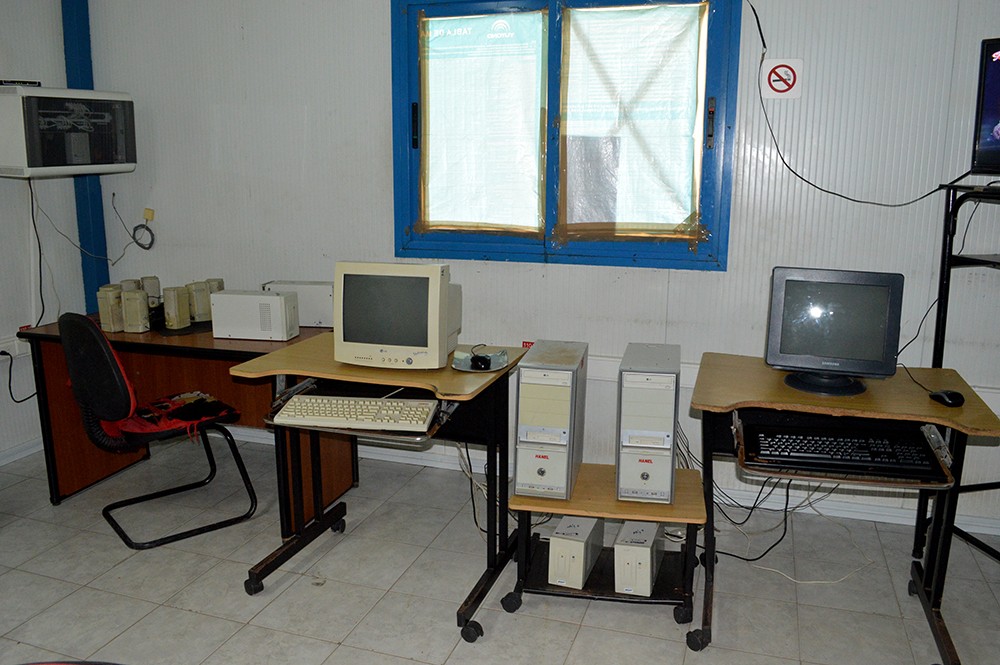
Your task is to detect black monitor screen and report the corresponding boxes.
[972,37,1000,174]
[765,267,904,396]
[342,274,429,347]
[778,281,889,363]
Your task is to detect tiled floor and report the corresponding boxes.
[1,437,999,665]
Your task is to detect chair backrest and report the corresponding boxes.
[58,312,136,423]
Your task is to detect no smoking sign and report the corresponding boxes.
[761,59,802,99]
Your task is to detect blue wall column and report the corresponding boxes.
[62,0,109,314]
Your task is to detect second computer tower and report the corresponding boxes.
[514,340,588,500]
[617,343,680,503]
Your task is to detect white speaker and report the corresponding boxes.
[186,281,212,322]
[163,286,191,330]
[122,290,150,333]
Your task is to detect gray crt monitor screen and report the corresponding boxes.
[778,280,889,363]
[341,274,429,347]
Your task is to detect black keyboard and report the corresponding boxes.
[744,426,947,481]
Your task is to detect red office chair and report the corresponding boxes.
[57,312,257,550]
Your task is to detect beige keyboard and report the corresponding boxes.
[272,394,438,433]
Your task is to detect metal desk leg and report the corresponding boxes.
[674,522,699,624]
[909,430,969,665]
[455,378,517,643]
[687,419,716,651]
[499,508,533,617]
[912,488,931,558]
[245,427,347,596]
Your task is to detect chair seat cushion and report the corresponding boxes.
[101,391,240,444]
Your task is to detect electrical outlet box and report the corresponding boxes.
[143,208,155,221]
[0,336,30,358]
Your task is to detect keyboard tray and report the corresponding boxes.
[735,412,954,488]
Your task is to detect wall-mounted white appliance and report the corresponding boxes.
[0,86,136,178]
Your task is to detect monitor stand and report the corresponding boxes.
[784,371,866,396]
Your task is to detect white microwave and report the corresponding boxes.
[0,86,136,178]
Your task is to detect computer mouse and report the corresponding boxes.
[929,390,965,408]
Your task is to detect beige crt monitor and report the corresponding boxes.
[333,261,462,370]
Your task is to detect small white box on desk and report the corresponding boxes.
[210,290,299,341]
[614,520,661,597]
[262,280,334,327]
[548,515,603,589]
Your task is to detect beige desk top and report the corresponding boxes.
[509,465,705,524]
[229,333,526,401]
[691,352,1000,438]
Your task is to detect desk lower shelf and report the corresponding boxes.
[520,538,691,605]
[505,464,704,627]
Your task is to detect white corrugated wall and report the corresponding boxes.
[0,0,994,524]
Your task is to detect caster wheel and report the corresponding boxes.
[244,578,263,596]
[907,580,918,597]
[501,592,522,613]
[332,518,346,533]
[686,629,707,651]
[674,605,693,624]
[461,620,484,643]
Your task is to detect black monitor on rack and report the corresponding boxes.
[972,37,1000,175]
[765,266,904,396]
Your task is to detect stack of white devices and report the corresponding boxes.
[210,290,300,341]
[548,515,603,589]
[616,343,680,503]
[514,340,588,499]
[613,520,661,597]
[262,280,334,327]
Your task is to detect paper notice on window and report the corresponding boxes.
[420,13,545,230]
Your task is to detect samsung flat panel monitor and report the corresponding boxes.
[765,266,904,396]
[334,261,462,370]
[972,37,1000,175]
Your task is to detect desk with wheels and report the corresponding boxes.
[17,321,352,510]
[690,352,1000,664]
[229,333,526,641]
[504,464,706,644]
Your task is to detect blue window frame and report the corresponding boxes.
[391,0,741,270]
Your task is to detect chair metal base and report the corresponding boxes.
[103,423,258,550]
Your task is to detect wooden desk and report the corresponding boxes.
[230,333,518,400]
[17,322,353,506]
[509,465,705,523]
[230,334,526,641]
[690,352,1000,663]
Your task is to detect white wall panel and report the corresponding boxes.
[0,1,79,458]
[3,0,1000,520]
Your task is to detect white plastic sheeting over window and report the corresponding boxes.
[419,12,546,232]
[560,4,706,237]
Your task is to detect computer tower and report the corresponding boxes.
[514,340,588,499]
[616,343,680,503]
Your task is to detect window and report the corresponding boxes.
[391,0,741,270]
